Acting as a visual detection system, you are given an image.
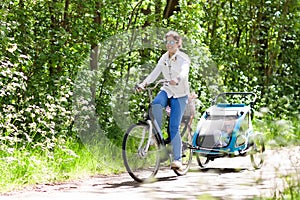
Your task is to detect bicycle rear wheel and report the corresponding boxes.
[173,125,193,176]
[250,132,265,169]
[196,154,209,168]
[122,123,161,182]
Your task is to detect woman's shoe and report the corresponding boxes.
[171,160,182,170]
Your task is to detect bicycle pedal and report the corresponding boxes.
[164,138,171,144]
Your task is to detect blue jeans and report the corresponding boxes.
[151,90,188,161]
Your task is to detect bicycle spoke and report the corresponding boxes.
[122,124,161,182]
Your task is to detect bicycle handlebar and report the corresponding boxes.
[135,79,169,91]
[135,79,169,102]
[147,79,169,90]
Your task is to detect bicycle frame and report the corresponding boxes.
[137,120,153,157]
[142,79,170,145]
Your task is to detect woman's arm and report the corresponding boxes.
[141,55,166,86]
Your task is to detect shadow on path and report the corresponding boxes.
[103,175,178,189]
[189,167,249,174]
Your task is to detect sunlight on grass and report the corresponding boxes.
[0,139,124,193]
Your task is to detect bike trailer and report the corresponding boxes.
[191,92,257,158]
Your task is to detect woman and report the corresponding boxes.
[139,31,191,170]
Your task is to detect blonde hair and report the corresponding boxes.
[165,31,182,48]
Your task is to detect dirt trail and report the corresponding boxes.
[1,146,300,200]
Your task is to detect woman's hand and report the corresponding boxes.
[169,79,179,86]
[135,83,145,92]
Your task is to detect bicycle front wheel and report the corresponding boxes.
[122,123,161,182]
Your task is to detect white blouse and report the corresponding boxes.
[142,49,191,98]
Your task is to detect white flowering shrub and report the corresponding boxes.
[0,57,74,157]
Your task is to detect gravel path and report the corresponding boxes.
[2,146,299,200]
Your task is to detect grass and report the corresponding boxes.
[252,115,300,200]
[0,139,125,193]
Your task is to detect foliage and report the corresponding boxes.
[0,0,299,193]
[0,58,73,152]
[0,138,123,193]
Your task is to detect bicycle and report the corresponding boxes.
[122,79,193,182]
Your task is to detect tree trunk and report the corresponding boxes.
[163,0,180,19]
[90,2,102,102]
[62,0,70,30]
